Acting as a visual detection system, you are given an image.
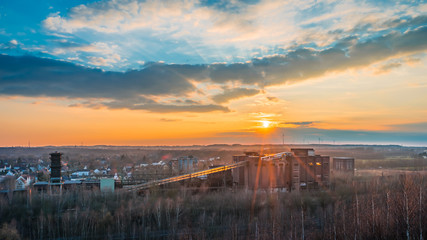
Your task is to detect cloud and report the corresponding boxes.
[0,55,202,98]
[199,24,427,87]
[35,0,351,64]
[41,0,273,66]
[0,55,231,112]
[38,0,427,73]
[50,40,111,54]
[281,121,317,127]
[0,55,229,112]
[129,103,229,113]
[212,87,260,103]
[9,40,18,45]
[76,100,229,113]
[99,97,229,113]
[0,40,19,50]
[266,96,279,102]
[160,118,182,122]
[387,122,427,133]
[374,54,423,74]
[2,21,427,113]
[383,15,427,30]
[87,55,121,67]
[375,62,402,74]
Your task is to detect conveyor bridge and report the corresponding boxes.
[126,161,247,191]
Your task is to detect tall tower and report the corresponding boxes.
[50,152,62,183]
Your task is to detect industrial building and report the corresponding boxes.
[291,148,330,190]
[332,157,355,175]
[32,150,337,193]
[49,152,62,183]
[232,149,330,191]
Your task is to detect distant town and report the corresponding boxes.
[1,144,427,193]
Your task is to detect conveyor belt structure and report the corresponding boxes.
[126,161,247,191]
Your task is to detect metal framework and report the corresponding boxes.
[126,161,247,191]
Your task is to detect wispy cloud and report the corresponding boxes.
[387,122,427,133]
[281,121,318,127]
[212,87,260,103]
[159,118,182,122]
[375,62,402,74]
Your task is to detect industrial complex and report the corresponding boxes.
[232,148,330,191]
[128,148,336,192]
[6,148,356,194]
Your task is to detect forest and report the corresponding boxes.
[1,173,426,240]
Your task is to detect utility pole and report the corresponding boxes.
[282,131,285,145]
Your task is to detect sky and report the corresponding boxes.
[0,0,427,146]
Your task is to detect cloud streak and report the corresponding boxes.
[281,121,317,127]
[212,87,260,103]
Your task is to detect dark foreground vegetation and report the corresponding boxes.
[1,174,427,239]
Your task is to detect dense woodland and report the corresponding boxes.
[1,173,426,240]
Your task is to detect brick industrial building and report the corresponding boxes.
[232,148,330,191]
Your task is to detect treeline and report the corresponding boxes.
[1,174,426,239]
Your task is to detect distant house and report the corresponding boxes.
[71,170,91,179]
[113,173,120,180]
[94,168,108,175]
[93,169,109,175]
[15,175,31,190]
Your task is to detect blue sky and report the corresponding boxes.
[0,0,427,146]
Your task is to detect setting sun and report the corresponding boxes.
[261,121,271,128]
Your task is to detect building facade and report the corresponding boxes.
[332,157,355,175]
[291,148,330,190]
[232,148,330,191]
